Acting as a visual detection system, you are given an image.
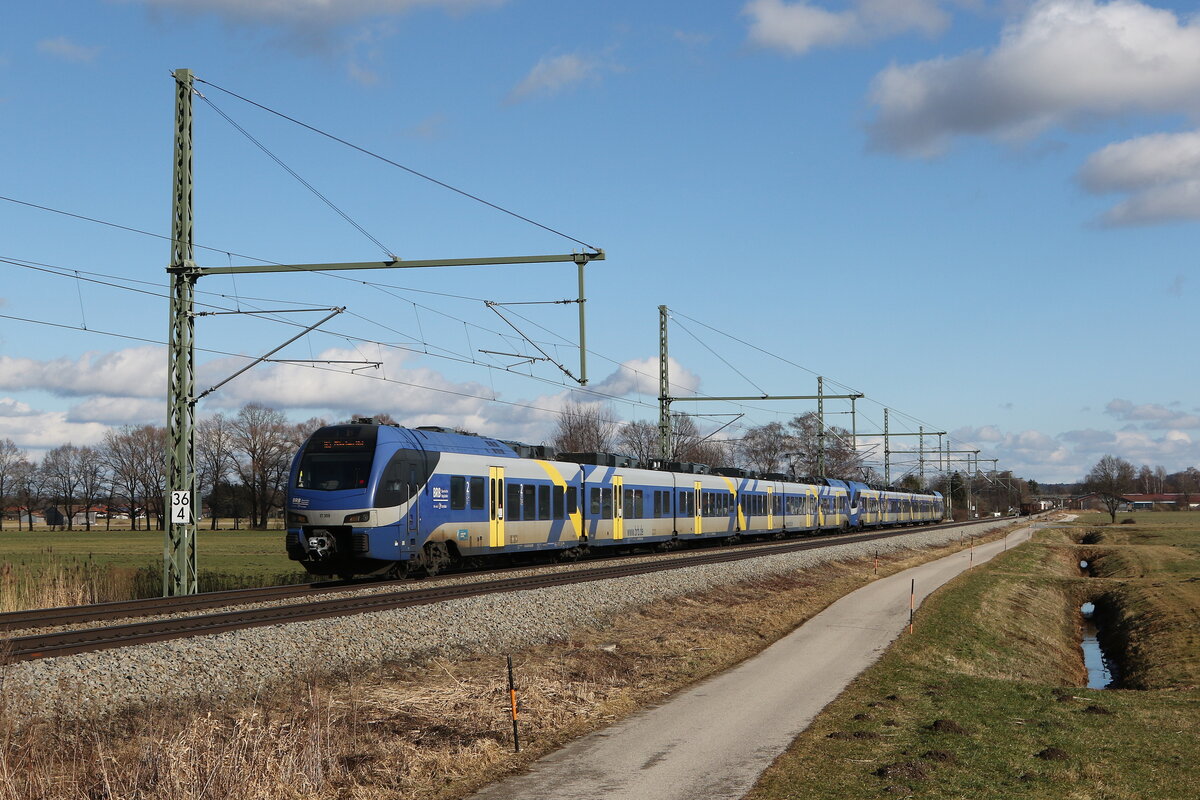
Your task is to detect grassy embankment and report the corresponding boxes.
[0,523,1022,799]
[0,529,307,612]
[747,511,1200,800]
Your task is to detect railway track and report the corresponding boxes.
[1,517,1021,663]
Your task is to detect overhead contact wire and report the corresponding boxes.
[194,77,600,253]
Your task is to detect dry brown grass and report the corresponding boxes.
[0,560,139,613]
[0,524,1021,800]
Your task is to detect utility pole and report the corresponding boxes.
[817,376,824,478]
[880,409,945,487]
[165,69,604,596]
[658,304,670,459]
[166,68,198,596]
[656,308,861,468]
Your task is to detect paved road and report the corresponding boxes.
[470,522,1042,800]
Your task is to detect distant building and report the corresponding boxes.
[1067,492,1198,511]
[1122,493,1200,511]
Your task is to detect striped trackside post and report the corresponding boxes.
[507,655,520,752]
[874,549,879,576]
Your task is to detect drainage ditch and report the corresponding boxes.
[1080,601,1119,688]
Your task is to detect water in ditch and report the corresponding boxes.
[1080,602,1117,689]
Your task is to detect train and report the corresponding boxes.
[285,418,945,579]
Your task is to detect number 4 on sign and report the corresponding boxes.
[171,491,193,525]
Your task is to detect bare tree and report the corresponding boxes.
[76,446,108,531]
[231,404,293,529]
[737,422,793,474]
[197,413,238,530]
[1137,463,1154,494]
[785,412,858,478]
[11,459,41,531]
[1085,454,1136,524]
[133,426,167,530]
[550,401,618,453]
[102,426,144,529]
[0,438,28,531]
[616,419,659,463]
[1153,465,1167,495]
[41,444,83,529]
[667,415,727,468]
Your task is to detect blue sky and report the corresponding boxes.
[1,0,1198,483]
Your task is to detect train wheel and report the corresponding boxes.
[421,541,452,577]
[385,561,410,580]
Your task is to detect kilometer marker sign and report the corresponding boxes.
[171,491,193,525]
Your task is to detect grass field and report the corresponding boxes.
[745,511,1200,800]
[0,529,308,611]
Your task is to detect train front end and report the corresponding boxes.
[285,421,429,579]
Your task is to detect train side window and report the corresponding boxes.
[553,485,564,519]
[523,484,537,521]
[653,491,661,518]
[507,483,521,520]
[602,488,613,518]
[590,488,601,515]
[634,489,644,519]
[538,485,551,520]
[450,476,466,510]
[623,489,633,518]
[567,486,578,515]
[470,476,485,510]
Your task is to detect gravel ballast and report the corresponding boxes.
[2,520,1020,721]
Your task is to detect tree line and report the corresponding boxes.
[552,402,881,482]
[0,404,328,532]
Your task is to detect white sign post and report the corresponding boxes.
[171,490,193,525]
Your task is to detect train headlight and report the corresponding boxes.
[343,511,371,524]
[287,512,309,526]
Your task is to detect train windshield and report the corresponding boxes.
[295,425,378,492]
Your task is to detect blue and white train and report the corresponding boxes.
[285,419,945,579]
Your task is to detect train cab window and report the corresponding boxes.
[567,486,578,515]
[590,488,601,515]
[450,476,466,510]
[507,483,521,520]
[523,484,537,521]
[470,476,485,510]
[553,485,565,519]
[538,485,551,520]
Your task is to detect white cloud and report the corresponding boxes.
[37,36,102,63]
[1078,130,1200,225]
[67,397,164,425]
[0,347,164,398]
[589,357,701,400]
[0,407,110,451]
[868,0,1200,157]
[948,421,1200,483]
[743,0,951,56]
[1105,397,1200,429]
[507,53,600,103]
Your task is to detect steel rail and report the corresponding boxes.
[2,518,1021,663]
[0,516,999,634]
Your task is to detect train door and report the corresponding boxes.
[767,486,774,530]
[488,466,505,548]
[613,475,625,541]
